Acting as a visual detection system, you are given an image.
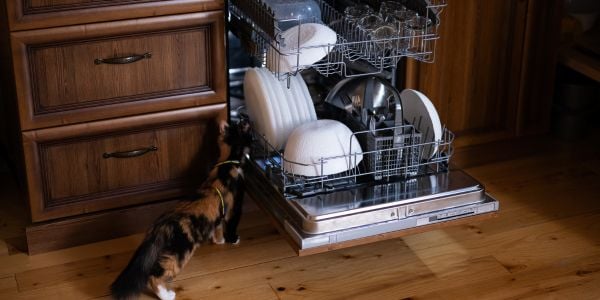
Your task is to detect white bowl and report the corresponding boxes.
[283,120,363,177]
[267,23,337,73]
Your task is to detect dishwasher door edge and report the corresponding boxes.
[245,161,499,255]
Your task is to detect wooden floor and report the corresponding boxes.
[1,132,600,300]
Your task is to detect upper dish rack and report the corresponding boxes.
[229,0,447,80]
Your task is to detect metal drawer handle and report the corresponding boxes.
[94,52,152,65]
[103,146,158,159]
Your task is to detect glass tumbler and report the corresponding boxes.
[379,1,406,16]
[344,5,374,23]
[393,10,417,52]
[358,14,384,32]
[406,15,433,53]
[372,25,398,56]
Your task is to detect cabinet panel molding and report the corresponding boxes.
[22,104,225,222]
[11,11,226,130]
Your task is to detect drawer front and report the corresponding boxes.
[11,11,226,130]
[6,0,224,31]
[22,104,225,222]
[24,0,155,11]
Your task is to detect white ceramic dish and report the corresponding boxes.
[294,73,317,120]
[257,68,293,149]
[256,68,286,148]
[288,74,310,122]
[244,68,279,149]
[400,89,443,158]
[283,119,363,177]
[267,23,337,73]
[277,76,303,125]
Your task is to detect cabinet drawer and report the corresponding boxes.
[5,0,224,31]
[11,11,226,130]
[22,104,225,222]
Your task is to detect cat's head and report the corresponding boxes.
[218,118,252,165]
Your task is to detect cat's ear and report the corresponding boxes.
[219,120,229,136]
[236,114,250,134]
[240,120,250,134]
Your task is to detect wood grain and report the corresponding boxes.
[5,0,225,31]
[1,131,600,299]
[406,0,562,147]
[22,104,224,222]
[10,10,226,130]
[25,199,180,255]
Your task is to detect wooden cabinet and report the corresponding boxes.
[22,105,223,222]
[0,0,226,253]
[406,0,562,147]
[11,11,225,130]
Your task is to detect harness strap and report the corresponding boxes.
[214,160,240,168]
[213,186,225,218]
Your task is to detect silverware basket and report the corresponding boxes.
[363,126,422,180]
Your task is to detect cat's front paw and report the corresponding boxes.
[225,234,240,244]
[212,236,225,245]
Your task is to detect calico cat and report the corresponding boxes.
[110,119,252,300]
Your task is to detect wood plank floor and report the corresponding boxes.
[1,132,600,300]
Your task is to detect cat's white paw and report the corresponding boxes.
[212,236,225,244]
[232,236,241,245]
[157,285,176,300]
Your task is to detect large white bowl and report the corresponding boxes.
[283,120,363,177]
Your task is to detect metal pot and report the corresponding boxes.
[324,76,403,131]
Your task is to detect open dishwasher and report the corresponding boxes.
[226,0,499,255]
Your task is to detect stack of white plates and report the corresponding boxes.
[267,23,337,74]
[243,68,317,150]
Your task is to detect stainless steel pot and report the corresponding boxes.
[324,76,403,131]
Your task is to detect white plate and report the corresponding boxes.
[289,74,311,123]
[276,76,303,126]
[256,68,287,149]
[243,68,279,150]
[400,89,443,158]
[267,23,337,73]
[259,68,294,148]
[294,73,317,121]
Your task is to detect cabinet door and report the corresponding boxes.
[405,0,562,147]
[5,0,224,31]
[11,11,226,130]
[22,104,225,222]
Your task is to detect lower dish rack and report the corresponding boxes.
[251,123,454,198]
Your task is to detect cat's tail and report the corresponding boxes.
[110,233,164,300]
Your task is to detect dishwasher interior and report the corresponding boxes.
[227,0,499,253]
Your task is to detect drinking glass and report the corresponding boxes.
[406,16,433,53]
[393,10,417,51]
[358,14,384,32]
[344,4,374,23]
[379,1,406,16]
